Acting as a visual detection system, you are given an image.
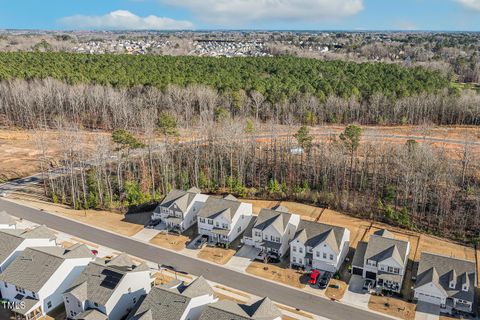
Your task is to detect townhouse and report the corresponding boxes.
[199,297,282,320]
[351,229,410,293]
[0,210,16,229]
[414,252,477,314]
[242,206,300,258]
[197,195,252,245]
[0,244,94,319]
[0,225,57,273]
[128,276,217,320]
[152,188,209,232]
[63,253,153,320]
[290,220,350,273]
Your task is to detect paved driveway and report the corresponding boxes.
[0,198,390,320]
[415,302,440,320]
[226,245,261,272]
[341,275,371,309]
[131,228,161,242]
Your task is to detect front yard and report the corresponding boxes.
[149,232,190,251]
[245,262,306,289]
[197,246,236,265]
[368,294,416,320]
[325,279,348,300]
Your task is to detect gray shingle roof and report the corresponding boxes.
[352,241,368,268]
[159,189,198,214]
[75,309,108,320]
[243,217,257,238]
[65,253,149,305]
[364,233,409,267]
[0,245,93,292]
[415,252,476,302]
[253,209,292,235]
[199,297,281,320]
[0,230,24,265]
[0,210,16,226]
[128,277,214,320]
[292,220,346,254]
[197,196,241,221]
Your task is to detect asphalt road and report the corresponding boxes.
[0,198,389,320]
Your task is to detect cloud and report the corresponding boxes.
[59,10,194,30]
[163,0,364,25]
[455,0,480,11]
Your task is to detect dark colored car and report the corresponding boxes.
[194,235,209,249]
[319,272,332,289]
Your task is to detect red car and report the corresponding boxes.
[91,250,99,256]
[308,270,321,285]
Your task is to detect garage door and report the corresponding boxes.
[352,267,363,276]
[417,292,442,304]
[365,271,376,280]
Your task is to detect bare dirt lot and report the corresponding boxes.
[246,262,306,289]
[368,295,416,320]
[324,278,348,300]
[197,246,236,265]
[149,233,190,251]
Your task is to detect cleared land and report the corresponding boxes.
[324,279,347,300]
[246,262,306,289]
[197,246,237,265]
[149,233,190,251]
[369,295,416,320]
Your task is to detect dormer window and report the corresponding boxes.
[449,280,455,289]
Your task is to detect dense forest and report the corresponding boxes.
[0,52,450,102]
[42,124,480,242]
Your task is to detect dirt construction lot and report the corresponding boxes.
[197,246,237,265]
[368,295,416,320]
[246,262,306,289]
[150,233,190,251]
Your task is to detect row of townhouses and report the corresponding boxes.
[0,211,282,320]
[152,188,253,246]
[152,189,478,315]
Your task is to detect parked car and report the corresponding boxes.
[146,220,160,229]
[91,250,98,256]
[193,235,209,249]
[308,270,321,287]
[318,272,332,289]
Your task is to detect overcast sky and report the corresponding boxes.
[1,0,480,31]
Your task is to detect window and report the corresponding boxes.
[15,286,25,294]
[223,223,228,229]
[237,226,241,232]
[299,258,303,264]
[275,237,280,242]
[215,222,220,227]
[65,297,70,304]
[208,219,213,225]
[47,301,52,309]
[70,311,74,317]
[94,302,99,307]
[255,231,261,237]
[264,235,268,240]
[31,292,36,299]
[4,283,7,288]
[270,235,275,241]
[316,251,320,258]
[292,257,296,263]
[299,247,303,253]
[78,302,81,308]
[133,297,137,304]
[329,254,334,260]
[292,246,297,252]
[323,253,327,259]
[200,218,205,223]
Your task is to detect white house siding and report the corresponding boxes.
[182,194,209,231]
[105,270,152,320]
[414,283,447,306]
[180,294,218,320]
[0,238,57,273]
[227,203,252,243]
[63,292,84,319]
[290,239,306,267]
[39,257,93,315]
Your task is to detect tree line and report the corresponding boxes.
[0,52,450,102]
[1,78,479,130]
[42,123,480,243]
